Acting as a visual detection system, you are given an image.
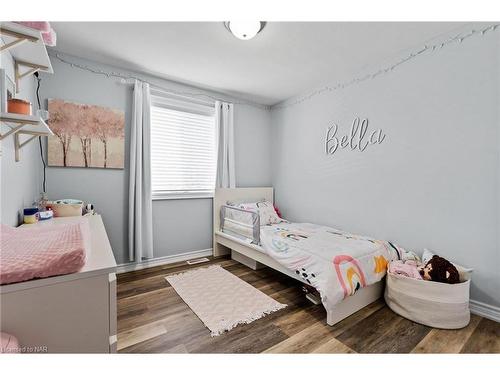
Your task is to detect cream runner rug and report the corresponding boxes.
[166,265,287,336]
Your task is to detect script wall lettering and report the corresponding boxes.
[325,117,386,156]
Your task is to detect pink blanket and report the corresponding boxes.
[388,260,423,280]
[0,223,87,285]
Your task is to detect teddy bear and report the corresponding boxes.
[419,255,460,284]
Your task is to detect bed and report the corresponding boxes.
[213,187,402,326]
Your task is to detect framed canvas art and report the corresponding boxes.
[47,99,125,169]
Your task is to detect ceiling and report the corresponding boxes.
[51,22,468,105]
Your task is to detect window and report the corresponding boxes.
[150,92,216,199]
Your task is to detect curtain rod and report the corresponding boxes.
[119,79,216,107]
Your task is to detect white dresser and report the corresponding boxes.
[0,215,117,353]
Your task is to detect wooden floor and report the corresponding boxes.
[116,257,500,354]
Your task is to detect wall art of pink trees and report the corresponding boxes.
[48,99,125,169]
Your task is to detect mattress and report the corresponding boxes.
[0,222,88,285]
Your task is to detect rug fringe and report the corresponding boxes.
[166,264,221,281]
[210,302,287,337]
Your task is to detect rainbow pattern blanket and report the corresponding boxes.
[260,222,407,310]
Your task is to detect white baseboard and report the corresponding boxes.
[116,248,213,274]
[470,299,500,322]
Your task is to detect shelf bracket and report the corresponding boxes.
[14,131,43,162]
[15,60,48,93]
[0,27,38,53]
[0,123,24,140]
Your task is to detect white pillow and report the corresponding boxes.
[238,200,283,226]
[422,249,434,264]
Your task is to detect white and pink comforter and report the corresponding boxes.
[0,222,88,285]
[260,222,408,310]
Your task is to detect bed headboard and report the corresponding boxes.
[213,187,274,257]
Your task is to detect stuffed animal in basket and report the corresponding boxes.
[419,255,460,284]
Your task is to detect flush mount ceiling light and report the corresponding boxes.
[224,21,266,40]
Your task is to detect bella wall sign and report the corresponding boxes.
[325,117,386,156]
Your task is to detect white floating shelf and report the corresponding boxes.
[0,22,53,73]
[0,112,54,162]
[0,22,54,92]
[0,112,53,140]
[1,112,40,125]
[19,118,53,136]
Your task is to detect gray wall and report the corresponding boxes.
[23,27,498,310]
[1,52,42,226]
[271,31,499,307]
[39,52,271,265]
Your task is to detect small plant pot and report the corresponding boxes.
[7,98,32,115]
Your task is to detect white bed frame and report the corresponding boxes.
[213,187,384,326]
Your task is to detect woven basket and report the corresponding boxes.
[385,270,471,329]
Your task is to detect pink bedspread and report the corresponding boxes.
[0,222,87,285]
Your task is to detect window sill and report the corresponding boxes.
[152,192,214,201]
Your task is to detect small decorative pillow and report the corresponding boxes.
[238,200,283,225]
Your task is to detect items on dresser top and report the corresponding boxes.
[23,207,39,224]
[38,210,54,221]
[23,207,53,224]
[46,199,84,217]
[84,203,96,216]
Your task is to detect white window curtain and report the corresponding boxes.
[128,80,154,262]
[215,101,235,188]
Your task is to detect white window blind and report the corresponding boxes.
[150,92,216,199]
